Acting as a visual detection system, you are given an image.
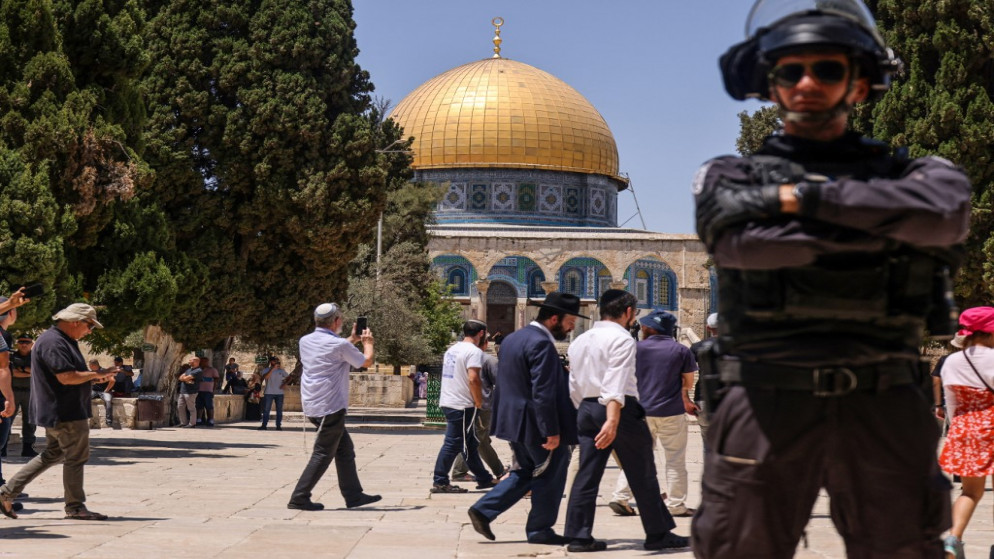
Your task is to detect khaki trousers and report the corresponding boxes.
[612,414,689,511]
[1,419,91,513]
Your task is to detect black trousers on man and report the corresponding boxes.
[289,410,365,507]
[691,384,950,558]
[565,397,676,542]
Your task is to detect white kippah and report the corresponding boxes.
[707,313,719,329]
[314,303,339,319]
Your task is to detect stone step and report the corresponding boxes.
[260,406,443,430]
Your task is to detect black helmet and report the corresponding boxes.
[721,0,901,101]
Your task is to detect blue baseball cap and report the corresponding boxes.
[639,310,677,335]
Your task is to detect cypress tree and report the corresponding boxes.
[0,0,171,335]
[856,0,994,307]
[143,0,401,352]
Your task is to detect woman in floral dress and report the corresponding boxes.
[938,306,994,559]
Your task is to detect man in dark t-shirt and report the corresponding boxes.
[0,303,115,520]
[610,310,698,518]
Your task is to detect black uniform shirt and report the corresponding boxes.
[699,132,972,365]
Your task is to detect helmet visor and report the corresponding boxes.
[746,0,878,38]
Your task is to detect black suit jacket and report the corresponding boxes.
[491,324,578,446]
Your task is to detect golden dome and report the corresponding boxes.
[389,57,623,183]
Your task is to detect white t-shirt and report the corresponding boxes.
[942,345,994,417]
[438,341,483,409]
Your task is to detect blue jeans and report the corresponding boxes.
[261,394,284,428]
[432,407,493,486]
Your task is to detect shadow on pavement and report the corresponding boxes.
[84,438,278,465]
[0,526,70,539]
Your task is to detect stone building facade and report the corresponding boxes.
[390,22,712,340]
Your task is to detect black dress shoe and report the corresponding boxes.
[345,493,381,509]
[475,479,498,490]
[287,501,324,511]
[20,449,38,458]
[467,507,495,540]
[527,532,567,545]
[644,531,690,550]
[567,540,607,552]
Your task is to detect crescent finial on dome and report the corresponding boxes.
[492,17,503,58]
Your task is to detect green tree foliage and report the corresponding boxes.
[143,0,403,348]
[735,106,781,156]
[0,0,174,337]
[854,0,994,307]
[420,279,464,356]
[345,178,455,369]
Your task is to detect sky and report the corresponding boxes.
[352,1,770,234]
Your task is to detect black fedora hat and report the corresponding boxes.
[527,292,590,319]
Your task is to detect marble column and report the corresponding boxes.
[475,279,491,324]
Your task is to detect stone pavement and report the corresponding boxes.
[0,412,988,558]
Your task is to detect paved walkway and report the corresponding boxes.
[0,413,988,558]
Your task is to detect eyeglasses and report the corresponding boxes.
[769,60,849,88]
[16,341,31,345]
[81,320,96,331]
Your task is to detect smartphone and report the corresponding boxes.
[22,283,43,299]
[355,316,368,335]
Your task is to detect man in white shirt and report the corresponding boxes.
[431,320,496,493]
[287,303,380,511]
[564,290,689,552]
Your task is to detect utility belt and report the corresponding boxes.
[694,339,926,412]
[717,360,918,395]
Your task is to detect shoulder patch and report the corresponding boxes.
[691,160,716,195]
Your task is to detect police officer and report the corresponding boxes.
[692,1,972,557]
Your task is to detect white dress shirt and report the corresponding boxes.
[567,320,639,408]
[298,327,367,417]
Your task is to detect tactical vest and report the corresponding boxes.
[717,135,959,355]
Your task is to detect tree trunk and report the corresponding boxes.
[142,325,187,392]
[209,336,235,391]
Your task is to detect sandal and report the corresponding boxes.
[430,483,468,494]
[65,508,108,521]
[608,501,637,516]
[943,535,965,559]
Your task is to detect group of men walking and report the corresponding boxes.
[442,292,692,552]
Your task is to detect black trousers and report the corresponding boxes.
[691,385,950,559]
[565,398,676,541]
[289,410,364,506]
[9,389,36,450]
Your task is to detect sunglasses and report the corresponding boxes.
[769,60,848,88]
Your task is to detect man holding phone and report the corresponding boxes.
[0,303,115,520]
[288,302,379,511]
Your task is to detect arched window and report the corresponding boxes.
[563,269,584,297]
[528,269,546,298]
[635,270,650,306]
[447,268,467,295]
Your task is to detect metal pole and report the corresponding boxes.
[376,212,383,281]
